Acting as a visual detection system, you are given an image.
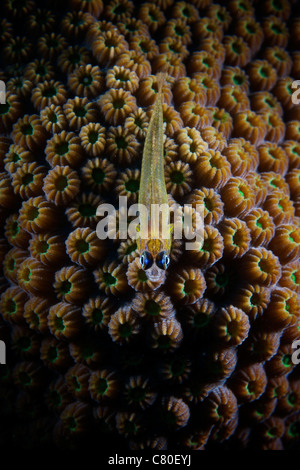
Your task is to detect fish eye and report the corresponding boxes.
[156,251,170,270]
[140,251,153,270]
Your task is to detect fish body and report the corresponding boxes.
[137,73,172,281]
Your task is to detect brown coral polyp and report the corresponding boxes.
[54,265,91,305]
[195,149,231,190]
[108,306,140,344]
[19,196,58,234]
[66,227,106,267]
[240,247,282,287]
[43,165,81,206]
[45,131,83,168]
[11,114,47,151]
[17,257,54,296]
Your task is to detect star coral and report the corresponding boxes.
[0,0,299,453]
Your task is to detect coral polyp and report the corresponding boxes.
[0,0,300,453]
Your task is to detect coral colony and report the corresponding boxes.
[0,0,300,451]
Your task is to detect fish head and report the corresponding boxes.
[139,238,171,282]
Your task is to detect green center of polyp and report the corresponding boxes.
[214,112,228,123]
[27,206,39,221]
[204,197,213,211]
[194,312,209,328]
[21,124,33,135]
[32,312,40,327]
[226,319,239,337]
[124,420,137,435]
[49,390,61,407]
[266,428,278,440]
[69,52,81,64]
[246,23,256,34]
[48,111,58,123]
[47,346,58,362]
[21,173,34,186]
[79,204,96,217]
[201,238,213,252]
[43,86,56,98]
[271,24,282,34]
[289,230,299,244]
[56,141,69,155]
[259,67,269,78]
[182,7,190,17]
[7,258,15,272]
[145,299,161,316]
[233,75,244,85]
[158,335,171,348]
[71,376,81,391]
[12,152,20,162]
[183,279,197,294]
[232,231,242,246]
[115,136,128,149]
[202,58,211,68]
[10,222,20,236]
[125,179,139,193]
[290,423,300,437]
[37,240,49,253]
[55,175,68,191]
[138,269,148,282]
[258,259,270,273]
[246,381,255,394]
[88,130,99,144]
[128,387,146,402]
[119,323,132,337]
[232,42,242,54]
[272,0,283,10]
[36,65,47,76]
[18,371,32,385]
[140,41,150,53]
[291,272,300,286]
[60,280,72,294]
[92,308,103,324]
[170,170,184,184]
[97,378,108,394]
[256,218,263,229]
[54,316,65,331]
[113,98,125,109]
[104,273,117,286]
[22,267,31,282]
[75,239,89,253]
[65,417,77,431]
[92,168,105,184]
[282,354,291,366]
[74,106,87,117]
[82,344,93,359]
[215,273,228,287]
[250,293,260,306]
[170,358,185,376]
[72,16,83,27]
[6,299,16,314]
